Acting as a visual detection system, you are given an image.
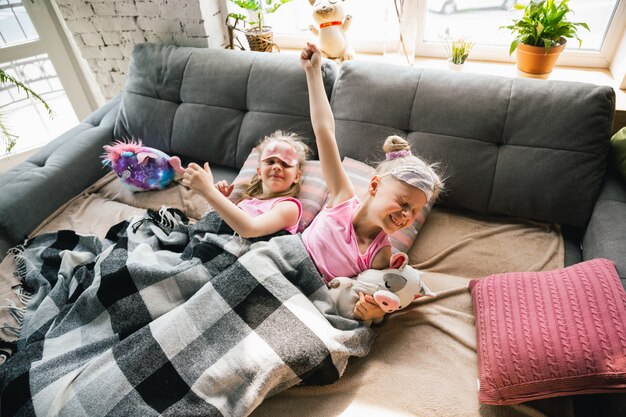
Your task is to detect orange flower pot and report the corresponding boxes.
[515,40,566,75]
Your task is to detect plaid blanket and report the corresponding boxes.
[0,209,374,417]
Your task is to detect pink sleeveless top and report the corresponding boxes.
[237,197,302,234]
[301,196,390,283]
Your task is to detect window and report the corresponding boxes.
[266,0,391,52]
[0,0,37,45]
[0,54,77,155]
[0,0,97,159]
[257,0,625,68]
[419,0,624,66]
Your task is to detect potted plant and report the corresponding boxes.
[445,35,474,70]
[500,0,589,75]
[227,0,293,53]
[1,68,52,154]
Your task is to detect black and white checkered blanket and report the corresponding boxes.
[0,209,374,416]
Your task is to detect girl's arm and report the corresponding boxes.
[184,163,299,238]
[353,246,391,320]
[301,43,355,208]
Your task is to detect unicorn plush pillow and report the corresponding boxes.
[102,140,184,192]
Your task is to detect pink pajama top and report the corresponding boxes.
[237,197,302,234]
[301,196,391,283]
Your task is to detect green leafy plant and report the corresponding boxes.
[0,68,52,154]
[500,0,589,55]
[227,0,293,34]
[445,36,475,65]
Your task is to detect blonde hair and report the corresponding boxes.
[240,130,310,200]
[374,135,444,198]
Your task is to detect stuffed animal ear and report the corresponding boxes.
[308,0,315,5]
[389,252,408,270]
[168,156,185,174]
[136,151,158,165]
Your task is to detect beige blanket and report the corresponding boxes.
[1,173,568,416]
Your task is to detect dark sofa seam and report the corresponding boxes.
[407,71,422,130]
[485,80,513,211]
[168,52,195,152]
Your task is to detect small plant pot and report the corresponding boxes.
[515,40,566,75]
[447,58,465,71]
[245,26,277,53]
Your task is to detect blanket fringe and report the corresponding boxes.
[132,206,183,233]
[0,285,31,340]
[14,285,32,305]
[0,246,33,347]
[158,206,180,229]
[10,244,27,282]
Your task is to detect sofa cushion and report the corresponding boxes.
[115,43,337,171]
[331,62,615,227]
[469,258,626,405]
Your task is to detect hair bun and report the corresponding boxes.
[383,135,411,153]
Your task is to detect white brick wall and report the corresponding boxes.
[55,0,227,100]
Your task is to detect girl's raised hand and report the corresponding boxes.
[300,42,321,72]
[215,180,234,197]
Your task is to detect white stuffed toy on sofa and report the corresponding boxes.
[308,0,354,61]
[328,252,435,324]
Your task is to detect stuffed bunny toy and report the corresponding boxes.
[328,252,435,324]
[308,0,354,61]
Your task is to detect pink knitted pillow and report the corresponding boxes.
[342,157,437,253]
[469,258,626,405]
[229,148,329,232]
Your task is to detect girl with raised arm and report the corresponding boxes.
[300,43,443,321]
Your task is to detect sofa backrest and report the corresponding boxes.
[115,44,337,168]
[331,61,616,227]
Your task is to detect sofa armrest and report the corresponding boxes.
[0,96,121,258]
[582,171,626,288]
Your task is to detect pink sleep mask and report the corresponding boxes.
[260,141,299,167]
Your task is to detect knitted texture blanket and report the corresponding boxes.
[0,209,374,417]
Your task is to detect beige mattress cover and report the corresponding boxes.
[1,173,569,416]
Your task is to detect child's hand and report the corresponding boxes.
[215,180,234,197]
[300,42,321,72]
[183,162,214,196]
[353,292,386,321]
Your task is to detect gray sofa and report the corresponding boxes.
[1,43,624,287]
[1,43,625,415]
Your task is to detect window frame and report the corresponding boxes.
[0,0,101,121]
[266,0,625,69]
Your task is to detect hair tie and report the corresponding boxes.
[386,150,412,161]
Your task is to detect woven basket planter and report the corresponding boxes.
[245,27,277,53]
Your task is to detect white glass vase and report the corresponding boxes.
[384,0,418,66]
